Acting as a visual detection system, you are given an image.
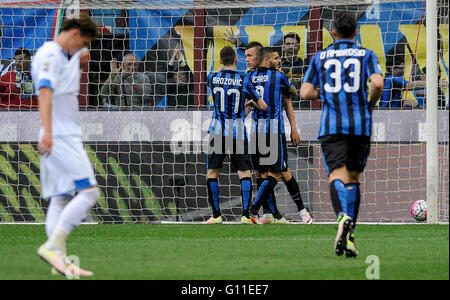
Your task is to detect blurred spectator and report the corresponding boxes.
[280,32,308,109]
[413,67,447,108]
[100,53,154,108]
[166,44,194,107]
[379,63,426,108]
[0,48,38,110]
[412,67,426,108]
[144,71,167,106]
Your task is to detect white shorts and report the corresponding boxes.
[40,136,97,199]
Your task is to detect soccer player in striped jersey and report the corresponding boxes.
[300,11,384,257]
[245,44,312,224]
[246,47,310,224]
[204,46,267,224]
[33,14,99,275]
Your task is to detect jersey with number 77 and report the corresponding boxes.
[206,69,260,140]
[303,39,382,138]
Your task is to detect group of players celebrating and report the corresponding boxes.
[204,11,384,259]
[204,44,313,226]
[34,11,383,276]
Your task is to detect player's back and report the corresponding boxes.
[32,41,85,138]
[207,69,248,139]
[305,40,381,137]
[248,67,291,135]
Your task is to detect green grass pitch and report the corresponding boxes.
[0,224,448,280]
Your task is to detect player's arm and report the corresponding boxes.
[278,70,298,99]
[36,50,63,156]
[243,74,267,111]
[283,94,300,146]
[288,85,298,98]
[245,102,253,117]
[300,55,320,100]
[280,72,301,145]
[365,51,384,113]
[246,97,267,111]
[38,87,53,156]
[80,51,90,69]
[368,73,384,113]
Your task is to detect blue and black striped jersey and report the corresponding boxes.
[303,40,382,138]
[206,69,259,140]
[248,67,292,135]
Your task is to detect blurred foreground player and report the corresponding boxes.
[33,13,99,275]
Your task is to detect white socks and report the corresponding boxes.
[46,195,71,238]
[55,188,99,233]
[299,208,308,216]
[45,226,69,253]
[45,188,99,252]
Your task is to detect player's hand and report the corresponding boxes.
[245,99,256,107]
[80,51,89,69]
[290,128,300,146]
[38,131,53,157]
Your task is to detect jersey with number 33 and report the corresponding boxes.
[303,40,382,138]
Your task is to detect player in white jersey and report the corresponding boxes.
[32,14,99,277]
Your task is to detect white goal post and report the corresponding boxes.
[0,0,448,224]
[426,0,438,224]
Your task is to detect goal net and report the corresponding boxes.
[0,0,448,223]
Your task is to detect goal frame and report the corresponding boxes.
[0,0,447,224]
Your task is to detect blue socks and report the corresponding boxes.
[330,179,347,217]
[330,179,361,225]
[207,178,220,218]
[251,176,278,215]
[240,177,252,218]
[345,183,360,223]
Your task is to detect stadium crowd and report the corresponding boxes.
[0,32,448,110]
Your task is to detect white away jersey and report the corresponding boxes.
[32,41,87,137]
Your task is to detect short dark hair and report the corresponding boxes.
[220,46,236,66]
[332,11,357,39]
[245,41,263,51]
[14,48,31,58]
[283,32,300,44]
[259,47,279,60]
[61,13,98,40]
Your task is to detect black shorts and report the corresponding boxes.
[319,134,371,175]
[250,132,289,173]
[206,134,251,172]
